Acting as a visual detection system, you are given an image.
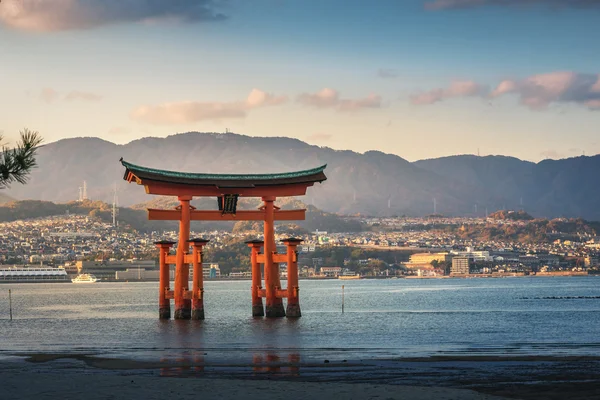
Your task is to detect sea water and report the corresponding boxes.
[1,277,599,363]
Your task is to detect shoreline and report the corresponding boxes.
[2,273,598,284]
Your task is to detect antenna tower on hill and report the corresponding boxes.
[112,183,119,227]
[78,181,88,202]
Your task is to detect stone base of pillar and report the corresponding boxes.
[265,303,286,318]
[159,307,171,320]
[174,308,191,320]
[252,303,265,317]
[191,308,205,320]
[286,303,301,318]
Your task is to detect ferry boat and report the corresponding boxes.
[71,273,98,283]
[339,274,361,280]
[0,266,70,283]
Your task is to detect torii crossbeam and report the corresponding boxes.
[121,159,327,320]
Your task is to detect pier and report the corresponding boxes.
[121,159,326,319]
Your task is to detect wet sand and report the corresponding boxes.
[0,371,506,400]
[3,353,600,400]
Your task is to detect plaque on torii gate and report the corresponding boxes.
[120,159,327,319]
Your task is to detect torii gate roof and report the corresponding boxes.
[121,159,327,197]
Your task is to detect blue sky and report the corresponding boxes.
[1,0,599,161]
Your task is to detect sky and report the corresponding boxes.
[1,0,599,162]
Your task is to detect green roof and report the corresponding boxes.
[121,159,326,181]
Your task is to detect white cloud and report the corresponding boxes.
[297,88,382,112]
[492,71,600,110]
[412,71,600,110]
[410,80,484,105]
[0,0,226,32]
[131,89,287,125]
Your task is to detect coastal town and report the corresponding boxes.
[1,211,599,282]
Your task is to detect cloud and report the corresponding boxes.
[410,80,484,105]
[491,71,600,110]
[412,71,600,110]
[0,0,226,32]
[424,0,600,10]
[377,69,399,79]
[306,133,333,143]
[40,88,58,103]
[245,88,287,108]
[131,89,287,125]
[297,88,382,112]
[65,91,102,102]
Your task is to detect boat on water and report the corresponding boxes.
[339,274,361,280]
[71,274,98,283]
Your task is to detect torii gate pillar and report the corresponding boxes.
[263,196,286,318]
[247,240,265,317]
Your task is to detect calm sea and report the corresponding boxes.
[1,277,600,363]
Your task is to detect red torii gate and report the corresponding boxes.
[120,159,327,319]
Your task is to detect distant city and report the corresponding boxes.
[1,211,598,283]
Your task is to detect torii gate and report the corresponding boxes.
[120,159,327,319]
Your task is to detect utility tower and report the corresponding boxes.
[112,183,119,227]
[83,181,88,200]
[78,181,88,201]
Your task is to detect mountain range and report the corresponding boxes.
[5,132,599,220]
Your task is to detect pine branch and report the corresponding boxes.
[0,129,43,189]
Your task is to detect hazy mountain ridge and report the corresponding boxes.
[415,154,600,220]
[5,132,600,220]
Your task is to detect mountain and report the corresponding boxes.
[415,154,600,220]
[4,132,600,220]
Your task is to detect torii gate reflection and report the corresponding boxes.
[121,159,327,319]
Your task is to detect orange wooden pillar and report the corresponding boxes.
[189,238,209,320]
[263,196,285,318]
[282,238,302,318]
[155,240,175,319]
[175,196,192,320]
[246,240,265,317]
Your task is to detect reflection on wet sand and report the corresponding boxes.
[252,353,300,376]
[158,351,301,378]
[160,351,205,377]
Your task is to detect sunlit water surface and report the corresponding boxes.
[1,277,599,363]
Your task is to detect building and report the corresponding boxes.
[409,252,451,264]
[404,252,450,270]
[201,263,220,278]
[537,254,560,267]
[115,269,175,281]
[320,266,342,277]
[451,257,470,275]
[0,266,70,283]
[451,249,492,262]
[77,260,157,281]
[584,256,599,267]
